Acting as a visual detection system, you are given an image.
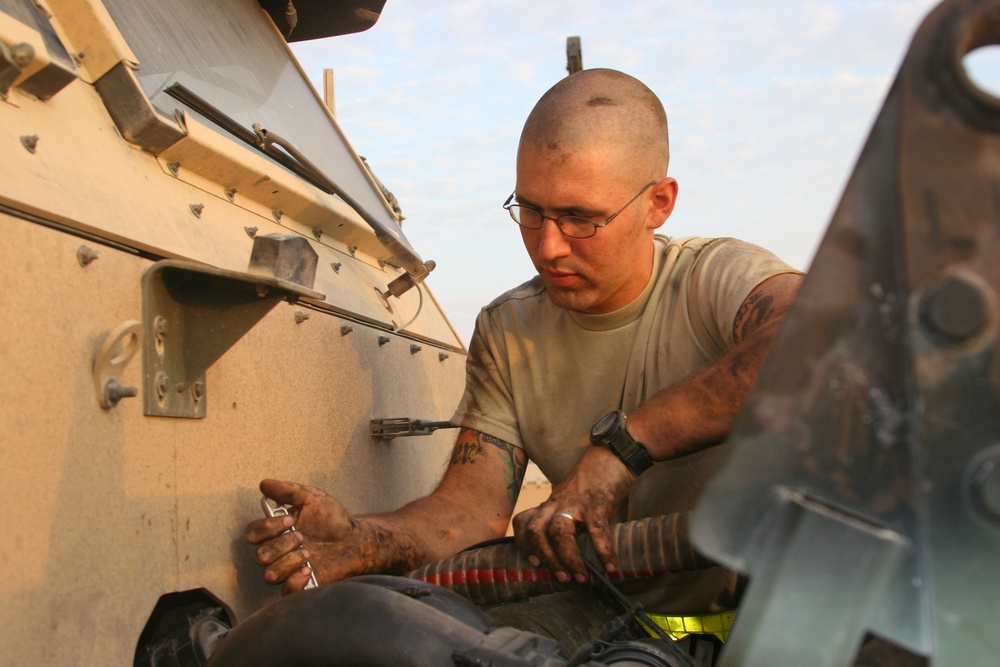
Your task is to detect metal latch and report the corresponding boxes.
[371,418,457,440]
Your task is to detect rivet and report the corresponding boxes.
[245,226,258,239]
[919,276,986,346]
[294,310,310,324]
[167,161,181,177]
[378,258,387,268]
[331,262,342,273]
[191,380,204,402]
[224,187,237,201]
[190,203,205,218]
[410,344,422,354]
[378,335,390,346]
[71,51,85,65]
[273,210,284,222]
[76,245,100,266]
[312,228,323,240]
[348,245,358,256]
[20,134,39,154]
[439,352,449,362]
[341,323,354,336]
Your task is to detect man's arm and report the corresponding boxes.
[513,272,803,583]
[626,271,803,456]
[245,428,527,595]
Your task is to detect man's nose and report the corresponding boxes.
[535,217,571,261]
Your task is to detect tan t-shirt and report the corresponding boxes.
[452,235,800,614]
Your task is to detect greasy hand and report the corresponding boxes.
[512,446,635,584]
[244,478,361,595]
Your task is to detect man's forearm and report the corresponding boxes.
[354,428,524,575]
[357,493,506,575]
[626,317,783,460]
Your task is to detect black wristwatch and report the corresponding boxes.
[590,409,654,475]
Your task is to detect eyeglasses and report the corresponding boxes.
[503,181,658,239]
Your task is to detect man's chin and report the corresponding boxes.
[544,286,592,313]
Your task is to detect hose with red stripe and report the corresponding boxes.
[406,512,712,606]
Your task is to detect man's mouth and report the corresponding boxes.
[543,268,579,288]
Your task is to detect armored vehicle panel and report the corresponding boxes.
[0,0,466,664]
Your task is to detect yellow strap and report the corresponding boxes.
[639,609,737,643]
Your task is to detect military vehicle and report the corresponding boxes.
[0,0,467,664]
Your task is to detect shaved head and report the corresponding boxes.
[519,69,670,183]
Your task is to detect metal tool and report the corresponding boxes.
[261,496,319,590]
[370,417,457,439]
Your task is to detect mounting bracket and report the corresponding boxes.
[142,259,322,418]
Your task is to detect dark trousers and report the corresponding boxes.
[480,587,720,666]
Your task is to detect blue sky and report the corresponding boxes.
[290,0,992,344]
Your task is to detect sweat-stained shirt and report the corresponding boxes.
[452,235,801,614]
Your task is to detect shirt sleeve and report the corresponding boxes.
[450,307,525,449]
[684,238,802,351]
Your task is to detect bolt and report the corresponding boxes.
[167,161,181,177]
[410,344,422,354]
[341,323,354,336]
[244,226,258,239]
[190,203,205,218]
[919,276,987,346]
[348,245,358,256]
[153,316,169,344]
[294,310,310,324]
[155,372,170,401]
[71,51,85,65]
[439,352,449,362]
[76,245,100,266]
[273,210,284,222]
[191,380,204,402]
[970,452,1000,522]
[331,262,342,273]
[312,228,323,240]
[20,134,39,153]
[224,187,237,201]
[378,335,390,346]
[104,379,137,408]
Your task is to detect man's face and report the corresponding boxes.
[514,146,669,314]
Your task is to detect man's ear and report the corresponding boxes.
[647,177,679,231]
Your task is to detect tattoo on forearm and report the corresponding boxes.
[733,289,774,342]
[451,431,527,505]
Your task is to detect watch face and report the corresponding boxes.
[592,410,619,438]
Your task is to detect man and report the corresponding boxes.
[246,68,802,654]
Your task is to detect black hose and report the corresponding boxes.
[406,512,713,606]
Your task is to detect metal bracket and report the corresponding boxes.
[142,259,323,418]
[692,1,1000,665]
[0,39,32,98]
[370,418,457,440]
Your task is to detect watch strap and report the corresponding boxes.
[593,411,654,475]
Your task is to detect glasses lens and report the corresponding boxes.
[510,205,543,229]
[558,216,597,238]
